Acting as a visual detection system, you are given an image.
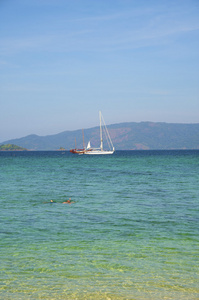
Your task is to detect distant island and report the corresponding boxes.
[1,122,199,150]
[0,144,28,151]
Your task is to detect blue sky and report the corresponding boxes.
[0,0,199,142]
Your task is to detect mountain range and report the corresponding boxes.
[1,122,199,150]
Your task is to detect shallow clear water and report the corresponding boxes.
[0,150,199,299]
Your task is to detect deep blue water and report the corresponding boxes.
[0,150,199,299]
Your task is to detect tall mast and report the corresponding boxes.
[82,129,85,149]
[99,111,103,151]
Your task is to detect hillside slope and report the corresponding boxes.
[1,122,199,150]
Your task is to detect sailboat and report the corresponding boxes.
[70,129,86,154]
[84,111,115,155]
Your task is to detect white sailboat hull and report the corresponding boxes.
[84,150,114,155]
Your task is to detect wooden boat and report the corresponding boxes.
[70,129,86,154]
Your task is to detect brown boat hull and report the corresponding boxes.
[70,149,85,154]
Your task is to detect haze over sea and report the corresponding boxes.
[1,150,199,300]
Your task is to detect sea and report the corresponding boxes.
[0,150,199,300]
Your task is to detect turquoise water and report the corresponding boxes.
[0,150,199,300]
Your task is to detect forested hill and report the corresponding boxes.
[1,122,199,150]
[0,144,27,151]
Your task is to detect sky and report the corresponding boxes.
[0,0,199,142]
